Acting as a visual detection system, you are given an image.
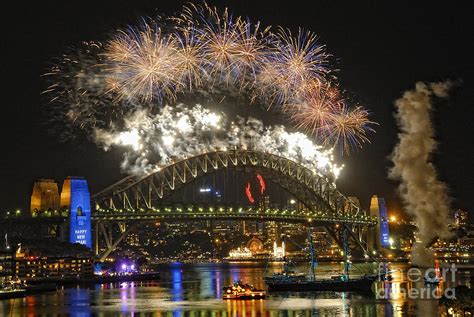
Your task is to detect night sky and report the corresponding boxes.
[2,1,473,220]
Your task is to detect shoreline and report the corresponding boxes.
[26,272,161,286]
[1,272,161,300]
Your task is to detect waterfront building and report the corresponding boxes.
[0,247,15,282]
[227,247,253,260]
[273,241,285,259]
[14,247,93,278]
[246,237,264,254]
[14,256,93,278]
[30,179,60,215]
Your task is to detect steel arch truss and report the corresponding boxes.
[92,150,375,226]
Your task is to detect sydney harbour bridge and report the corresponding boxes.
[2,149,377,262]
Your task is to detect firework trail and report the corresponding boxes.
[285,83,375,153]
[94,104,342,180]
[44,2,375,154]
[389,81,454,267]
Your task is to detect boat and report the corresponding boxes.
[266,273,379,292]
[0,288,27,300]
[0,282,27,300]
[265,230,382,293]
[24,283,58,294]
[223,280,266,299]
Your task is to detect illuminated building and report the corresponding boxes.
[14,256,93,278]
[30,179,60,215]
[461,224,474,251]
[13,245,93,277]
[61,177,92,249]
[281,223,306,236]
[126,232,140,246]
[0,247,15,281]
[311,228,337,258]
[368,195,390,251]
[227,247,253,259]
[273,241,285,259]
[246,237,264,254]
[266,221,279,244]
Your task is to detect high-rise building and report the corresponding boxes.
[30,179,60,215]
[266,221,279,243]
[368,195,390,251]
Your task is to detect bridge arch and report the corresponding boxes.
[91,150,376,261]
[93,150,363,219]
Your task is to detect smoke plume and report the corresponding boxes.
[389,81,454,267]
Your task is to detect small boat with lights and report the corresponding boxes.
[223,280,266,299]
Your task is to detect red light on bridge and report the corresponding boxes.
[245,182,255,204]
[256,174,265,195]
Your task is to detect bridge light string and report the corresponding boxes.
[94,104,343,181]
[44,2,375,155]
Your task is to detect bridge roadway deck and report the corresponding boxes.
[0,209,377,226]
[92,206,376,225]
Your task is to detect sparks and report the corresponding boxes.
[45,2,375,155]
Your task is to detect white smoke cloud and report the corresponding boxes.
[93,104,342,181]
[389,81,454,267]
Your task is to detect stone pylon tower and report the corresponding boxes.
[30,179,60,215]
[368,195,390,252]
[60,176,92,249]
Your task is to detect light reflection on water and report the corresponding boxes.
[0,262,472,316]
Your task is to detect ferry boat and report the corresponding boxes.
[223,280,266,299]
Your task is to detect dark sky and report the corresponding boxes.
[2,1,473,219]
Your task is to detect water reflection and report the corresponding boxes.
[171,266,184,302]
[0,262,472,316]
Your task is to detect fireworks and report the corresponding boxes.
[105,24,183,103]
[287,83,375,153]
[45,2,375,154]
[94,104,342,180]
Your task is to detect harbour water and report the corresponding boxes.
[1,262,472,316]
